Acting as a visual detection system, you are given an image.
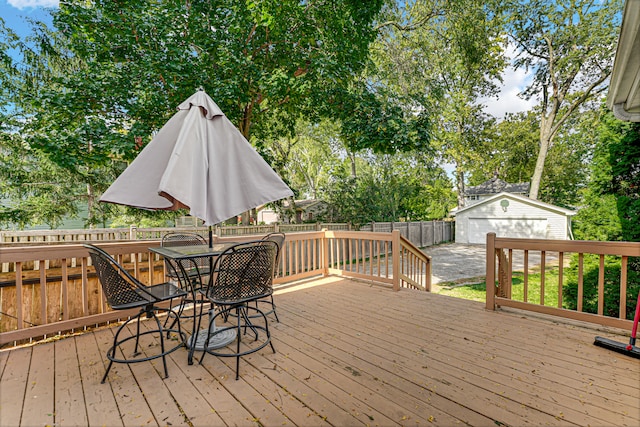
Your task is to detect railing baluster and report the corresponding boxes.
[540,251,546,305]
[62,259,69,321]
[577,253,584,312]
[598,254,605,316]
[557,252,564,309]
[40,266,47,328]
[620,256,628,319]
[523,250,529,302]
[16,262,23,330]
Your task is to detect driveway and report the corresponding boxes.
[421,243,557,286]
[421,243,487,285]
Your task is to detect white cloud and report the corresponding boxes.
[479,43,539,120]
[7,0,58,10]
[480,66,538,119]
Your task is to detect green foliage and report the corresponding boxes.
[372,0,507,205]
[563,254,639,320]
[438,270,561,308]
[508,0,622,199]
[610,123,640,242]
[109,212,175,229]
[50,0,384,140]
[1,1,386,228]
[320,152,455,225]
[572,110,628,240]
[322,82,433,154]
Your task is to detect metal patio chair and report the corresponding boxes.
[84,244,187,383]
[197,240,278,379]
[161,232,211,332]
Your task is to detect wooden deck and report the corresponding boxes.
[1,277,639,427]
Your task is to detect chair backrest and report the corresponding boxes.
[161,232,207,247]
[161,232,209,279]
[262,232,285,274]
[84,244,150,309]
[206,240,277,303]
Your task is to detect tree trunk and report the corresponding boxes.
[349,151,357,178]
[456,169,465,209]
[87,183,95,229]
[529,117,554,200]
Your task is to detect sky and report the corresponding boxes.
[0,0,536,119]
[1,0,57,37]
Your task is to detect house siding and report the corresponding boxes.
[455,195,571,244]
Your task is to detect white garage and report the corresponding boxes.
[451,192,576,244]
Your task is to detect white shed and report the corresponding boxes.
[451,192,576,244]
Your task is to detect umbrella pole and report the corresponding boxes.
[208,225,213,248]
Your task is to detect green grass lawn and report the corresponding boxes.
[436,270,566,308]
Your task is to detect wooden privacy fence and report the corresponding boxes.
[0,230,430,346]
[360,220,454,248]
[0,220,452,248]
[486,232,640,331]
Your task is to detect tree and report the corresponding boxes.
[564,116,639,321]
[48,0,384,139]
[610,122,640,242]
[569,110,624,240]
[3,1,386,226]
[0,17,114,228]
[468,111,539,185]
[320,150,455,224]
[285,119,341,200]
[471,109,592,208]
[371,0,507,207]
[508,0,622,200]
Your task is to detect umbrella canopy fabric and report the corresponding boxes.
[100,90,293,225]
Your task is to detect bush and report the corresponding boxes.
[563,253,639,320]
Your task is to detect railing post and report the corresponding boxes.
[486,232,496,310]
[392,230,400,291]
[130,225,138,240]
[322,229,330,277]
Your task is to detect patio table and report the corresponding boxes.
[150,242,238,364]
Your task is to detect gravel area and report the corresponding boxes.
[421,243,558,287]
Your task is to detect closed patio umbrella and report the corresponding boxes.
[101,89,292,352]
[100,89,293,230]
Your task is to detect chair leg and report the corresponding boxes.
[101,360,114,384]
[102,313,140,384]
[134,315,143,356]
[235,306,242,380]
[240,307,260,341]
[101,307,185,384]
[152,311,170,379]
[270,295,279,323]
[254,305,276,354]
[199,303,273,381]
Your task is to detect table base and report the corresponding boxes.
[186,309,237,351]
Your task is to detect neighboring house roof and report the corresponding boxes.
[282,199,326,211]
[607,0,640,122]
[465,177,530,196]
[451,192,576,217]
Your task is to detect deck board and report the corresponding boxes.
[1,277,639,427]
[53,337,88,427]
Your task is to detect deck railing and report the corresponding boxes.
[0,230,430,346]
[0,223,353,244]
[486,232,640,331]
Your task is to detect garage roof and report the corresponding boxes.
[450,192,576,217]
[465,177,529,196]
[607,0,640,121]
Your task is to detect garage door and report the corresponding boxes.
[468,218,548,244]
